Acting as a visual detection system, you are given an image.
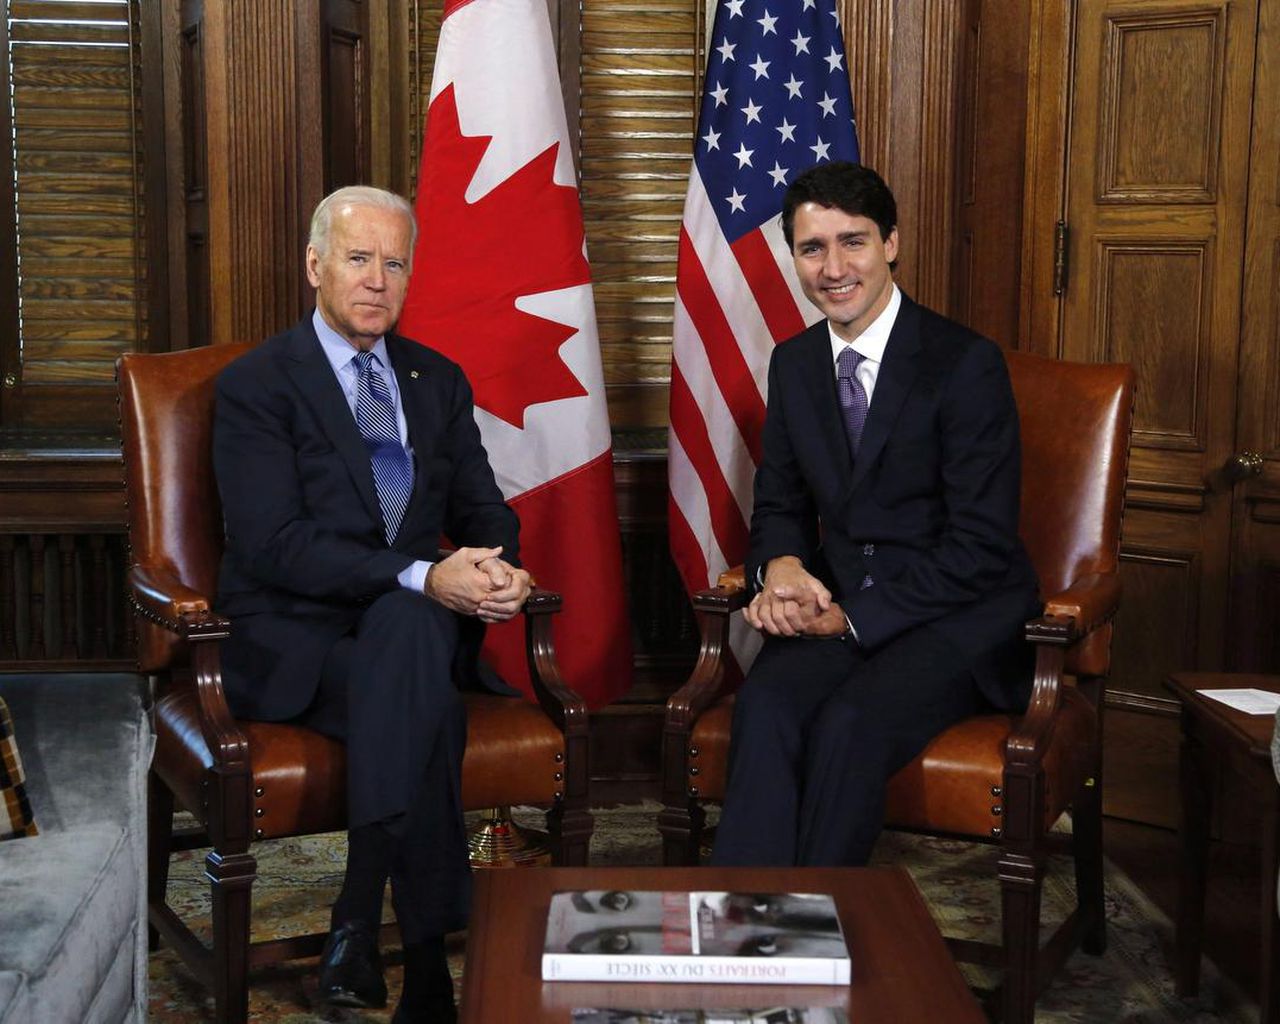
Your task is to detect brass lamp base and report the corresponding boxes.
[467,806,551,868]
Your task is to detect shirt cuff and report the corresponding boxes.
[843,612,860,645]
[399,560,433,594]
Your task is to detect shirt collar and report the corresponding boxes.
[312,307,391,375]
[828,284,901,366]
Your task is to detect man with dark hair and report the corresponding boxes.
[214,185,530,1022]
[711,162,1040,867]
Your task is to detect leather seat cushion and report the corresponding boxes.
[155,689,566,839]
[685,686,1097,840]
[461,694,566,809]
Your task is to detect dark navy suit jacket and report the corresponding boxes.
[212,314,519,722]
[745,295,1041,710]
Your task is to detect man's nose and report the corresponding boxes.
[821,249,844,278]
[365,262,386,290]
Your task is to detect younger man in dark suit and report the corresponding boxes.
[213,186,530,1022]
[711,162,1040,868]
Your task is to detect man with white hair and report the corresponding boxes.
[213,185,529,1022]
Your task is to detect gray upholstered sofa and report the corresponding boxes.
[0,674,151,1023]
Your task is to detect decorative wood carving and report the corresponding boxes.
[1098,9,1225,204]
[1092,240,1210,449]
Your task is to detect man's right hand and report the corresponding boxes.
[424,546,506,615]
[743,556,832,637]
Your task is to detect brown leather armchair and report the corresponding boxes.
[659,351,1135,1024]
[118,345,591,1024]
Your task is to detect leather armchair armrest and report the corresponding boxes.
[1009,571,1120,768]
[128,564,230,639]
[1028,571,1122,645]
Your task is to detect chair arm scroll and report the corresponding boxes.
[667,569,751,729]
[128,564,230,639]
[1008,572,1119,766]
[522,588,589,735]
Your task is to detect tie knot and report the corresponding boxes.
[352,350,378,374]
[837,346,864,379]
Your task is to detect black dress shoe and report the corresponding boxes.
[318,920,387,1009]
[391,992,457,1024]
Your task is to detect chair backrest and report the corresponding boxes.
[1007,351,1134,676]
[118,344,252,670]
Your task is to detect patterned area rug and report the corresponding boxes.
[149,803,1252,1022]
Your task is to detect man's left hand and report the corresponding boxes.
[475,556,531,623]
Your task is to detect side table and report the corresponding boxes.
[1166,672,1280,1023]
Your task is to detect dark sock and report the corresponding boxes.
[400,937,453,1012]
[331,822,396,930]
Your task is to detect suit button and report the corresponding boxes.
[863,543,875,556]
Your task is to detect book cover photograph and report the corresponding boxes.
[542,891,851,985]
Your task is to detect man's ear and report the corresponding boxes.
[304,245,322,288]
[884,227,900,266]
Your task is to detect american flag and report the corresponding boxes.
[667,0,859,668]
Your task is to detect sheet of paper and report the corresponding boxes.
[1195,688,1280,715]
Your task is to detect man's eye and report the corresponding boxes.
[350,254,367,264]
[387,261,406,273]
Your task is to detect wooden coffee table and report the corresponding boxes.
[459,865,983,1022]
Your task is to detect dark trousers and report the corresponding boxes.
[710,624,981,867]
[302,589,470,941]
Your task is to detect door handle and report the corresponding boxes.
[1223,451,1264,483]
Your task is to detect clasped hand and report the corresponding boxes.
[425,545,531,623]
[744,556,847,638]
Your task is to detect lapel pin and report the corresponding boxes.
[410,370,420,379]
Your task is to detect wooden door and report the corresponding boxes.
[1230,0,1280,675]
[1038,0,1262,825]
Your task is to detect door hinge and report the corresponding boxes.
[1053,221,1069,296]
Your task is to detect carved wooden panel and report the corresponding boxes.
[1094,240,1209,449]
[322,0,371,191]
[1098,8,1225,203]
[1111,547,1199,703]
[179,10,210,348]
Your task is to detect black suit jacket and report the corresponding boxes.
[745,295,1040,709]
[212,314,519,721]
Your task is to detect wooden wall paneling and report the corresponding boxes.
[321,0,372,192]
[173,0,330,346]
[951,0,1032,347]
[1018,0,1074,355]
[845,0,962,312]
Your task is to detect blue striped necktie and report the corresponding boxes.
[352,350,413,543]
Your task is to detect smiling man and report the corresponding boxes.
[710,162,1041,868]
[213,186,529,1022]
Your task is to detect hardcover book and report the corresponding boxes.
[542,891,851,985]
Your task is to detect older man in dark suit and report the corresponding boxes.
[711,162,1041,868]
[213,185,529,1023]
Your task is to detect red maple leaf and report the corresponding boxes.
[399,84,590,428]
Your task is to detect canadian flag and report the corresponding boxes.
[399,0,632,707]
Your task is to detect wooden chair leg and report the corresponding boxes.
[1073,775,1107,955]
[999,847,1045,1024]
[658,799,705,866]
[545,801,594,866]
[207,848,256,1024]
[147,772,175,952]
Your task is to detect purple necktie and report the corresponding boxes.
[836,347,869,458]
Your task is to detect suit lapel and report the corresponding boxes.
[846,295,923,494]
[794,322,850,475]
[282,319,384,526]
